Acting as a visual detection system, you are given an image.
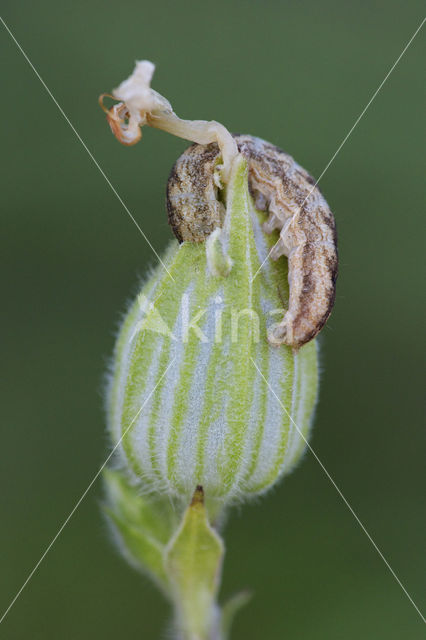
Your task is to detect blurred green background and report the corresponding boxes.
[1,1,425,638]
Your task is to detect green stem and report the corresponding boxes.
[103,472,248,639]
[167,489,249,640]
[173,603,223,640]
[165,487,224,640]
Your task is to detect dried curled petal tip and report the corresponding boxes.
[99,94,141,146]
[100,60,238,180]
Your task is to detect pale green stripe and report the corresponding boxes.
[286,340,318,469]
[108,250,172,438]
[243,201,294,494]
[241,336,269,486]
[236,220,266,488]
[144,245,209,482]
[220,159,258,492]
[284,348,303,468]
[120,243,194,478]
[246,348,294,493]
[147,338,172,480]
[166,253,217,490]
[194,306,229,488]
[107,296,140,437]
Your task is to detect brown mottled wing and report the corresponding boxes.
[167,143,225,243]
[236,135,338,349]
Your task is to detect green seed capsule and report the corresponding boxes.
[106,153,319,506]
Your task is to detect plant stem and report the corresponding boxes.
[174,602,223,640]
[165,488,224,640]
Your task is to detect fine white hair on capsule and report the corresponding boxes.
[107,155,319,504]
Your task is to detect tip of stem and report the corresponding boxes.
[191,485,204,506]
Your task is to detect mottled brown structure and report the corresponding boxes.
[167,144,225,243]
[166,135,338,348]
